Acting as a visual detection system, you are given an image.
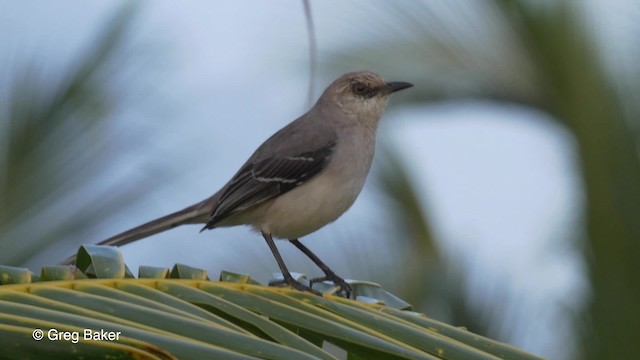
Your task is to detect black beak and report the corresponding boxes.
[383,81,414,94]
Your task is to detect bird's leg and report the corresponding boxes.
[262,232,321,296]
[289,239,353,298]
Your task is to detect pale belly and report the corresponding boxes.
[258,172,365,238]
[253,130,375,239]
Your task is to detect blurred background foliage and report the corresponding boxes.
[0,5,144,264]
[0,3,165,268]
[1,1,639,359]
[341,2,640,359]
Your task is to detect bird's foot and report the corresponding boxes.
[310,273,353,299]
[269,277,322,296]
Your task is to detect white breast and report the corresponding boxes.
[255,126,376,239]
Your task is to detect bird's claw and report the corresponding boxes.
[269,277,322,296]
[310,274,353,299]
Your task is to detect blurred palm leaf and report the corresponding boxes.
[374,140,490,338]
[0,3,153,266]
[326,0,640,358]
[496,3,640,359]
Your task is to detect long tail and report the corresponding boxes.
[61,198,215,265]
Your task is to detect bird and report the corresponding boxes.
[62,71,413,297]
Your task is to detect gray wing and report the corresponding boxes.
[202,138,336,229]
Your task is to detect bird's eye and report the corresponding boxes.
[352,82,367,95]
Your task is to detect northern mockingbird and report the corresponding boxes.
[62,71,412,297]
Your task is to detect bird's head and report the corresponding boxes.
[318,71,413,126]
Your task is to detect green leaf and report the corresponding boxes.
[0,277,541,359]
[199,283,434,359]
[0,265,32,284]
[170,264,208,280]
[220,270,260,285]
[76,245,127,278]
[0,247,541,359]
[40,266,85,281]
[139,266,170,279]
